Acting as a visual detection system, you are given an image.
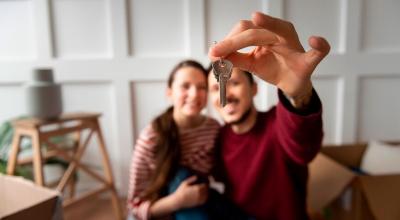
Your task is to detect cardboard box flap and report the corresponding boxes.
[321,144,367,168]
[0,174,59,219]
[358,175,400,220]
[308,153,355,211]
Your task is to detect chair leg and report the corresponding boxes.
[7,129,22,175]
[68,130,81,199]
[68,175,77,199]
[32,130,44,186]
[93,119,123,220]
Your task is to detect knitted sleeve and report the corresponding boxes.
[127,125,157,220]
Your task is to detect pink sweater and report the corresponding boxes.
[127,117,220,220]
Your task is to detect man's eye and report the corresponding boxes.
[212,84,219,92]
[230,80,240,86]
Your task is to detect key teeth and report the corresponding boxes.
[213,70,220,82]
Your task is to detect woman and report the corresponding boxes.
[127,60,220,220]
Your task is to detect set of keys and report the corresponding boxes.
[211,58,233,107]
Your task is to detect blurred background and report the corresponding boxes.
[0,0,399,206]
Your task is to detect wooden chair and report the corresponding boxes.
[6,112,123,220]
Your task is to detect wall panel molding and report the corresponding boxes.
[51,0,112,59]
[0,0,36,60]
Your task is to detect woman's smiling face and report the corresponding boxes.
[167,66,208,118]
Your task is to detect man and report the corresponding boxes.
[208,12,330,219]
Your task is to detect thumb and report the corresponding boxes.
[304,36,330,67]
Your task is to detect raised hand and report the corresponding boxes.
[209,12,330,99]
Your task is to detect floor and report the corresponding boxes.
[63,196,127,220]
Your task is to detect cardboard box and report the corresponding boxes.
[308,143,400,220]
[0,174,63,220]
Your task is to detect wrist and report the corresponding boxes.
[149,193,182,219]
[170,192,183,210]
[284,83,313,110]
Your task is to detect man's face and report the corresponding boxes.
[208,68,256,124]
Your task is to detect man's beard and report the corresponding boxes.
[227,106,253,125]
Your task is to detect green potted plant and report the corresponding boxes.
[0,118,75,183]
[0,118,33,179]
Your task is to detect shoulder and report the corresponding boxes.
[135,124,159,152]
[200,117,221,136]
[182,116,220,139]
[205,116,221,129]
[139,124,158,141]
[259,107,276,120]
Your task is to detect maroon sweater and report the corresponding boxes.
[216,90,323,220]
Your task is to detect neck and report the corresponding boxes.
[231,106,257,134]
[173,111,204,129]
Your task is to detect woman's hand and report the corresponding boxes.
[172,176,209,209]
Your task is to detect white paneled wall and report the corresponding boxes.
[1,0,399,195]
[0,84,28,123]
[51,0,112,58]
[0,1,35,60]
[313,77,341,144]
[131,81,168,134]
[284,0,343,53]
[361,0,400,53]
[205,0,263,46]
[129,0,185,56]
[358,76,400,140]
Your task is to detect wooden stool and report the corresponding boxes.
[6,112,123,220]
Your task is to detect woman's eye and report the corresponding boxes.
[181,83,190,89]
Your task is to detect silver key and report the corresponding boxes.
[212,59,233,107]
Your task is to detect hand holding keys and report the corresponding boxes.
[212,58,233,107]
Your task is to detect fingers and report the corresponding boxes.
[304,36,330,66]
[225,20,257,39]
[208,11,283,62]
[186,182,209,202]
[198,184,209,203]
[309,36,330,55]
[209,28,278,59]
[182,175,197,185]
[224,51,253,73]
[252,11,286,33]
[189,183,208,203]
[252,12,296,38]
[209,20,256,60]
